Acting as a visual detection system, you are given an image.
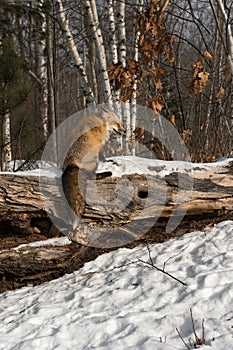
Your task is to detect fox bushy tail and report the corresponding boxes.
[62,166,86,224]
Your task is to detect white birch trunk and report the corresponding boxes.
[56,0,95,106]
[2,110,12,171]
[118,0,127,66]
[85,0,112,104]
[38,5,48,139]
[107,0,120,105]
[118,0,130,153]
[216,0,233,75]
[108,0,118,65]
[131,0,144,156]
[46,3,58,164]
[90,41,99,102]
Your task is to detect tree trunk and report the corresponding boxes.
[131,0,144,155]
[108,0,118,65]
[1,110,12,171]
[108,0,120,105]
[215,0,233,75]
[118,0,131,152]
[56,0,96,106]
[0,162,232,234]
[85,0,112,104]
[38,2,49,139]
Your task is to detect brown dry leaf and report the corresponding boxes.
[133,126,145,140]
[164,34,174,44]
[151,66,166,77]
[141,69,149,78]
[155,79,163,90]
[194,61,203,69]
[192,61,203,78]
[152,22,159,36]
[189,61,209,94]
[108,63,123,81]
[146,20,151,32]
[203,51,212,60]
[198,71,209,89]
[138,34,145,46]
[181,129,192,144]
[142,52,151,66]
[226,62,233,80]
[154,96,164,111]
[166,48,175,63]
[122,71,132,87]
[204,155,215,163]
[141,41,153,52]
[148,95,164,112]
[127,59,138,70]
[216,86,225,100]
[119,87,133,102]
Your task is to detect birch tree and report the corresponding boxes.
[38,1,48,139]
[56,0,96,106]
[131,0,144,155]
[209,0,233,75]
[1,109,12,171]
[118,0,131,152]
[107,0,118,65]
[85,0,112,104]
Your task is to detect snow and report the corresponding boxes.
[13,237,71,252]
[1,156,233,179]
[0,220,233,350]
[98,156,233,178]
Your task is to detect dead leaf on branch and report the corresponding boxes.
[142,52,151,66]
[181,129,192,144]
[155,79,163,90]
[216,86,225,100]
[202,50,212,60]
[152,22,159,36]
[119,87,134,102]
[108,62,123,81]
[133,126,145,141]
[151,66,166,77]
[189,61,209,95]
[148,95,164,112]
[108,60,140,91]
[166,48,175,63]
[140,41,154,52]
[127,59,139,70]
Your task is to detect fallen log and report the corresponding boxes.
[0,160,233,292]
[0,161,232,238]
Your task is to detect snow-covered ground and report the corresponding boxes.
[0,220,232,350]
[1,156,233,178]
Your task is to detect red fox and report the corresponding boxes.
[62,107,125,236]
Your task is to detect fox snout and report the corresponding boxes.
[113,123,126,135]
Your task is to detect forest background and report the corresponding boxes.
[0,0,232,171]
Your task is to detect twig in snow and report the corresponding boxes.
[176,327,191,350]
[190,308,205,347]
[138,245,188,286]
[176,309,206,349]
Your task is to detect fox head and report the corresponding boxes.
[98,107,125,135]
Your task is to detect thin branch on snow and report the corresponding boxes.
[138,245,187,286]
[176,327,192,350]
